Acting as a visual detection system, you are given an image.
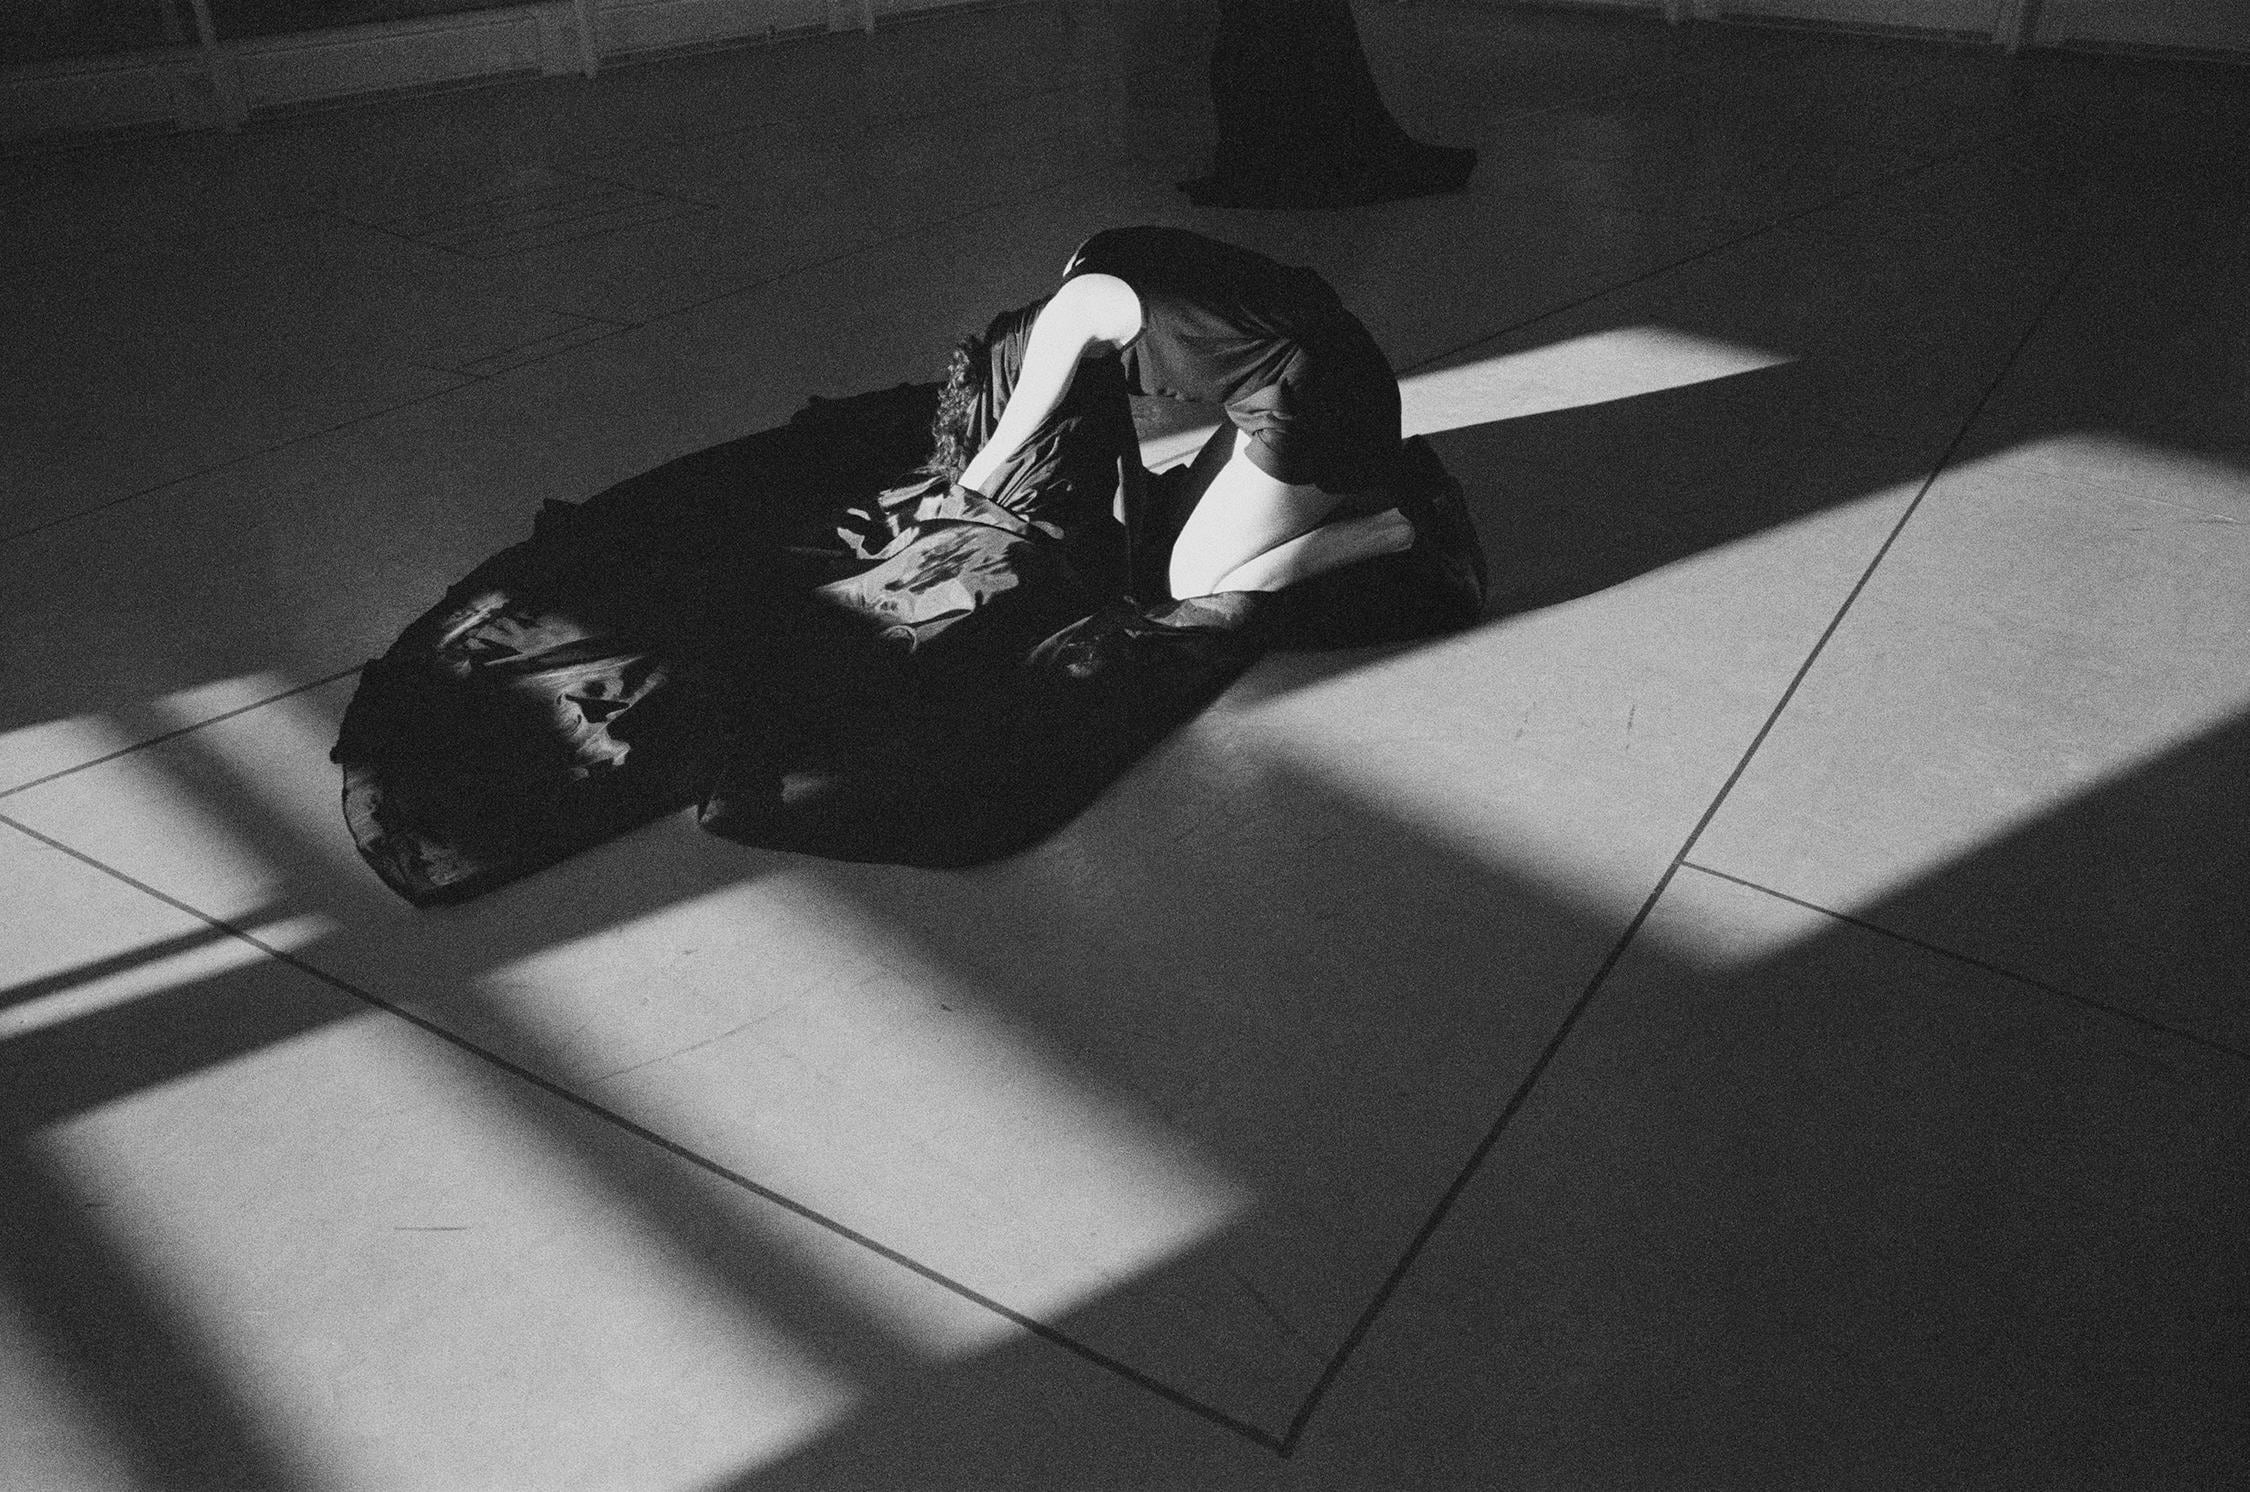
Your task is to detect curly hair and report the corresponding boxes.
[925,331,990,481]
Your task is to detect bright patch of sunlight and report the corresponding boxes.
[2008,433,2250,516]
[1251,613,2248,972]
[1225,629,1677,933]
[29,672,367,914]
[0,713,138,800]
[0,914,336,1042]
[2,671,352,912]
[1654,430,2250,968]
[12,672,877,1486]
[1398,325,1795,436]
[139,671,371,879]
[30,1007,861,1490]
[1242,427,2250,975]
[0,671,325,797]
[1666,708,2250,973]
[1137,325,1794,473]
[480,876,1254,1359]
[13,664,1246,1481]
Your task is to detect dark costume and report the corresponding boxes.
[335,348,1278,904]
[1182,0,1477,210]
[332,257,1489,907]
[1061,226,1404,494]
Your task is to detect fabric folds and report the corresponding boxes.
[333,380,1490,906]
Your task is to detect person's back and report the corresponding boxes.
[1062,226,1350,410]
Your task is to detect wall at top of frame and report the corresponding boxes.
[2033,0,2250,56]
[1690,0,2003,38]
[1686,0,2250,54]
[0,0,1006,145]
[10,0,2248,147]
[1472,1,2248,56]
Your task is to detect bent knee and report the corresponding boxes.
[1168,548,1231,599]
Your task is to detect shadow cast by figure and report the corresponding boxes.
[5,45,2249,1484]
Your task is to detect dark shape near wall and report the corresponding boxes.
[1182,0,1478,209]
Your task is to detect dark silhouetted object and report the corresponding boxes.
[1183,0,1477,208]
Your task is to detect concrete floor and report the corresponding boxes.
[4,3,2248,1488]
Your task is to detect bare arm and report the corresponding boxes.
[957,272,1141,497]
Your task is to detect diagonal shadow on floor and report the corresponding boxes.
[716,707,2250,1491]
[4,65,2248,1481]
[9,440,2249,1478]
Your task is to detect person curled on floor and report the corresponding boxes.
[930,224,1483,668]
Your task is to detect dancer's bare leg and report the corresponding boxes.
[1167,428,1408,598]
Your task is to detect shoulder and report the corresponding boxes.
[1048,272,1142,347]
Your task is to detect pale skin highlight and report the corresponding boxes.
[954,272,1410,599]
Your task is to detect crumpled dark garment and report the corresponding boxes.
[332,388,922,905]
[333,376,1225,903]
[333,373,1487,904]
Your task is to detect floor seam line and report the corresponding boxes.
[1278,853,1693,1455]
[1678,861,2250,1063]
[1281,150,2093,1457]
[0,667,366,804]
[1392,136,2000,381]
[0,152,1123,551]
[0,809,1285,1456]
[1,43,1930,552]
[0,383,475,550]
[1659,233,2095,877]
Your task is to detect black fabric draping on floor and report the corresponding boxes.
[333,379,1486,906]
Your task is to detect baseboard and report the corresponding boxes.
[1458,1,1668,18]
[596,0,821,61]
[231,8,556,112]
[1,46,206,144]
[1694,0,1998,39]
[2034,0,2250,59]
[1,0,1003,146]
[2041,37,2250,67]
[1699,12,1992,44]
